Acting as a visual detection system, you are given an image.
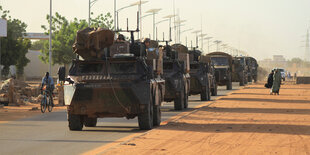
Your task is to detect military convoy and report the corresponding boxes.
[189,49,217,101]
[206,52,233,90]
[59,24,259,131]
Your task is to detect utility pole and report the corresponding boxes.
[305,29,310,61]
[49,0,52,75]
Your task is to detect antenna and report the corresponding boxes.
[163,32,165,41]
[196,36,198,48]
[117,12,119,31]
[169,26,172,41]
[186,36,187,47]
[136,11,139,31]
[126,18,129,31]
[156,27,158,41]
[191,40,193,49]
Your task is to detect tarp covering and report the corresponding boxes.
[171,44,188,53]
[73,27,115,60]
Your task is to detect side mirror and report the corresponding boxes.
[58,67,66,82]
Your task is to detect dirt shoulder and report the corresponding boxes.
[103,82,310,154]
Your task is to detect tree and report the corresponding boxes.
[0,5,31,78]
[40,12,113,68]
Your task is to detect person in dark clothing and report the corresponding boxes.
[265,70,274,88]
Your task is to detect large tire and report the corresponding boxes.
[248,76,252,83]
[239,76,245,86]
[254,76,257,83]
[84,117,97,127]
[184,87,188,109]
[174,89,184,110]
[211,84,218,96]
[201,86,210,101]
[153,105,161,126]
[153,89,161,126]
[226,80,232,90]
[68,114,83,131]
[138,96,154,130]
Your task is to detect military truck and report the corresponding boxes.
[188,49,217,101]
[246,57,258,83]
[232,56,248,86]
[161,43,190,110]
[206,52,233,90]
[60,27,165,130]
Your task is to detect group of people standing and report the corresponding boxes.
[265,68,282,95]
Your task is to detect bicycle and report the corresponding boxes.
[41,86,53,113]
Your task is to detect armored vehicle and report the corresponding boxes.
[161,44,190,110]
[246,57,258,83]
[232,56,248,86]
[60,28,165,130]
[188,49,217,101]
[206,52,233,90]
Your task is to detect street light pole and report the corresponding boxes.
[49,0,52,75]
[114,0,116,30]
[146,9,161,40]
[204,37,212,53]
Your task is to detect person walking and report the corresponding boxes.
[265,70,274,88]
[271,68,281,95]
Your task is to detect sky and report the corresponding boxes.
[1,0,310,60]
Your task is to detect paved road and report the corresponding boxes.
[0,83,240,155]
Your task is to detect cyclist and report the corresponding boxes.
[41,72,55,106]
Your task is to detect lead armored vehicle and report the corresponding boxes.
[60,28,165,130]
[161,43,190,110]
[206,52,233,90]
[189,49,217,101]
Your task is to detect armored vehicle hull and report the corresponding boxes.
[64,57,164,131]
[163,60,190,110]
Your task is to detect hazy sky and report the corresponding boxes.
[1,0,310,60]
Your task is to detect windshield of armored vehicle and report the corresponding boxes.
[78,63,103,74]
[110,62,136,74]
[211,57,229,66]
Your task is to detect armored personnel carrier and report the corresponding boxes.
[188,49,217,101]
[206,52,233,90]
[60,27,165,130]
[232,56,248,86]
[161,43,190,110]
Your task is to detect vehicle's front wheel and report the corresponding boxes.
[138,96,154,130]
[184,87,188,109]
[84,117,97,127]
[174,88,185,110]
[226,78,232,90]
[68,114,83,131]
[201,86,210,101]
[211,84,218,96]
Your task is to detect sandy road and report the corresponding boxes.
[103,82,310,155]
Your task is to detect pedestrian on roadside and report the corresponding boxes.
[265,70,274,88]
[271,68,281,95]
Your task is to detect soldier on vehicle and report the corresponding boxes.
[41,72,55,105]
[116,34,126,42]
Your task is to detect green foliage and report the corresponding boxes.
[30,40,46,50]
[40,12,114,65]
[0,5,31,78]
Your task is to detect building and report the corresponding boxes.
[24,50,61,79]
